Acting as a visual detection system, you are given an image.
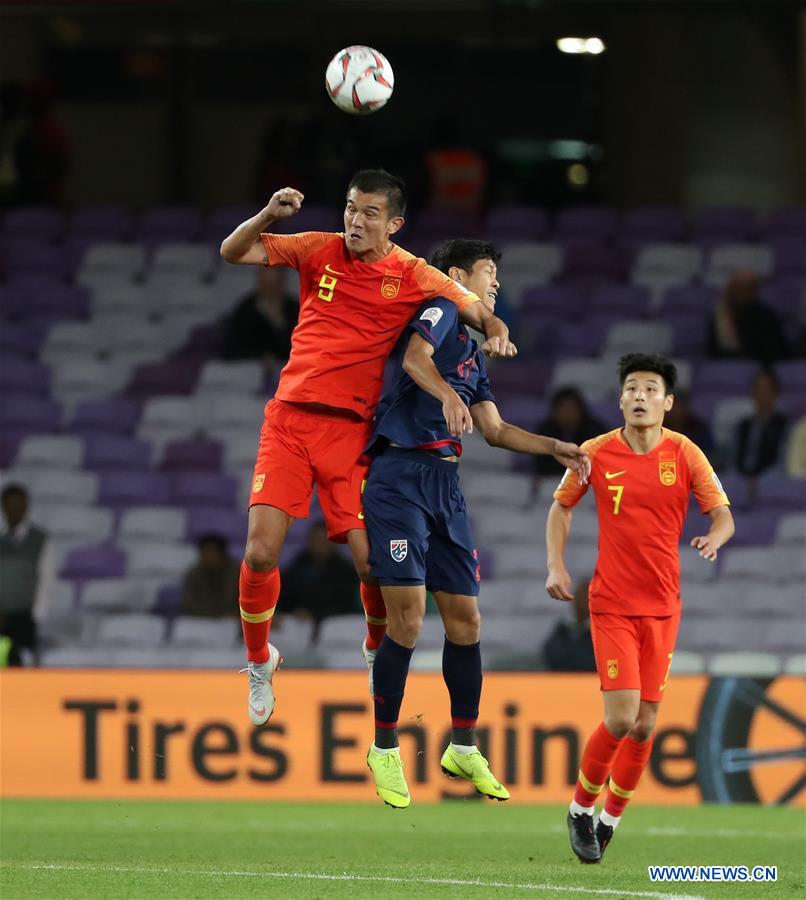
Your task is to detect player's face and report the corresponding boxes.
[343,189,404,255]
[619,371,674,428]
[455,258,499,312]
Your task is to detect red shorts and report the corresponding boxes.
[250,400,370,543]
[589,611,681,703]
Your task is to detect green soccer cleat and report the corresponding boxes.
[366,746,411,809]
[440,745,510,801]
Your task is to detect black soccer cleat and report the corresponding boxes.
[595,819,615,858]
[567,812,601,864]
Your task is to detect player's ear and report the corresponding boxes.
[664,393,674,412]
[448,266,465,284]
[387,215,405,236]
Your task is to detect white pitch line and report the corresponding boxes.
[3,863,706,899]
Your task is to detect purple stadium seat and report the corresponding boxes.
[170,473,237,508]
[84,435,153,472]
[203,206,254,243]
[0,357,51,395]
[484,359,551,399]
[412,208,481,240]
[692,206,757,241]
[555,206,618,238]
[661,284,718,314]
[185,505,247,545]
[2,206,65,240]
[0,431,28,469]
[485,206,548,241]
[763,206,806,237]
[0,320,47,357]
[520,284,585,319]
[70,207,135,240]
[161,438,223,472]
[669,312,708,356]
[620,207,685,242]
[777,360,806,393]
[695,360,759,393]
[20,283,90,322]
[1,238,70,280]
[515,313,559,355]
[0,395,61,431]
[172,322,226,363]
[554,319,608,357]
[728,508,784,546]
[71,398,142,436]
[560,238,624,279]
[60,544,127,580]
[771,237,806,276]
[494,395,548,429]
[590,283,650,317]
[98,471,172,507]
[754,474,806,511]
[125,360,200,400]
[153,584,183,617]
[139,206,202,241]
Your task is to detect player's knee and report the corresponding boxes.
[629,718,656,743]
[244,537,280,571]
[604,714,635,740]
[389,605,424,645]
[445,606,481,644]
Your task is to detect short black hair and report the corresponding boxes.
[347,169,407,217]
[196,534,228,553]
[753,367,780,391]
[550,386,587,409]
[429,239,501,276]
[617,353,677,394]
[1,483,28,503]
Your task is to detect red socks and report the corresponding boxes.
[604,737,654,817]
[360,582,387,650]
[239,562,281,663]
[574,722,624,807]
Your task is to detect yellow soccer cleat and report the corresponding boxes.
[440,745,510,801]
[366,745,411,809]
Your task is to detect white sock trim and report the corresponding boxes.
[450,743,477,755]
[599,810,621,828]
[371,743,398,755]
[569,800,595,816]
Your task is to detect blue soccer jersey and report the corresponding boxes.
[365,297,495,458]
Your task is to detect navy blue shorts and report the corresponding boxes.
[363,448,480,596]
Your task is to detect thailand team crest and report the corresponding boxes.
[607,658,619,680]
[252,474,266,493]
[390,539,408,562]
[381,271,402,299]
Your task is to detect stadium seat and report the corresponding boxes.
[549,358,614,402]
[52,360,131,407]
[3,205,65,239]
[775,513,806,545]
[78,242,147,280]
[196,359,265,396]
[631,244,703,295]
[708,652,781,677]
[184,506,245,545]
[170,472,237,508]
[98,471,172,508]
[703,243,773,287]
[61,544,127,580]
[316,614,372,648]
[118,506,188,543]
[80,576,160,613]
[669,650,705,674]
[479,578,545,615]
[95,613,167,647]
[139,206,202,241]
[496,242,562,304]
[556,205,618,238]
[15,435,84,470]
[160,438,223,472]
[692,206,758,241]
[70,207,135,240]
[84,435,153,472]
[138,395,203,449]
[125,541,196,579]
[710,396,754,448]
[486,205,548,241]
[171,616,240,647]
[41,322,100,367]
[784,654,806,675]
[204,395,266,432]
[461,471,534,510]
[604,320,674,356]
[6,469,99,505]
[621,207,685,242]
[70,398,141,436]
[34,505,114,546]
[150,242,217,278]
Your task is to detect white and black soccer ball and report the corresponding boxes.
[325,45,394,115]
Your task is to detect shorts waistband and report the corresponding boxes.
[378,446,460,470]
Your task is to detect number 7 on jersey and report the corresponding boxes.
[608,484,624,515]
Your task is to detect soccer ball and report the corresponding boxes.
[325,46,394,115]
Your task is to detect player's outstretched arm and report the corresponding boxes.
[220,188,304,265]
[690,505,735,562]
[402,333,473,436]
[546,501,574,601]
[470,402,590,483]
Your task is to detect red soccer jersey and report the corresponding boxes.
[260,231,478,419]
[553,427,730,617]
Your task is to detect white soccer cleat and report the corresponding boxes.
[362,639,376,697]
[244,643,281,726]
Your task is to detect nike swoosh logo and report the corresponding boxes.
[605,471,626,479]
[325,263,346,276]
[250,706,267,717]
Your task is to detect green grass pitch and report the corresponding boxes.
[1,800,804,898]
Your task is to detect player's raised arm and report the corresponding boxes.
[470,401,590,483]
[460,301,517,360]
[220,188,304,265]
[402,333,473,437]
[546,501,574,601]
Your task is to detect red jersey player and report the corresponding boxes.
[220,169,515,726]
[545,352,734,864]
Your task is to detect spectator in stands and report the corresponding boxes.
[707,270,789,363]
[541,578,595,673]
[785,416,806,478]
[533,387,606,478]
[221,265,297,372]
[734,369,790,477]
[181,534,240,618]
[424,117,487,212]
[280,522,360,641]
[0,484,48,665]
[663,391,715,457]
